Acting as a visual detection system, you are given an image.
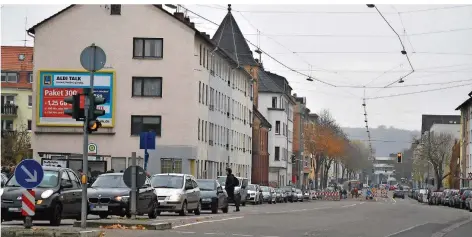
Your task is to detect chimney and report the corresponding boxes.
[190,22,195,28]
[184,16,190,23]
[293,93,297,97]
[254,58,259,64]
[174,12,184,21]
[206,34,211,38]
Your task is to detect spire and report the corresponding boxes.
[212,4,258,66]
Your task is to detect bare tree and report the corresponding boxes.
[416,132,455,190]
[1,125,32,165]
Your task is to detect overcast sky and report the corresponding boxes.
[2,4,472,131]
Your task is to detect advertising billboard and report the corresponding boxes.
[36,70,115,127]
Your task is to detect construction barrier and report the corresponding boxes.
[314,191,340,201]
[381,189,388,198]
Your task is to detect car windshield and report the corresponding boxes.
[5,170,60,188]
[151,175,184,189]
[91,175,127,188]
[261,186,269,191]
[196,180,215,191]
[217,177,226,186]
[247,184,257,191]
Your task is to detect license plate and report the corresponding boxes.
[8,207,21,212]
[90,205,108,211]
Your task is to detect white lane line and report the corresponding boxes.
[156,216,216,222]
[173,231,196,234]
[359,202,365,205]
[172,216,244,229]
[204,233,225,235]
[341,204,357,208]
[261,236,280,237]
[232,234,253,237]
[431,218,472,237]
[383,223,429,237]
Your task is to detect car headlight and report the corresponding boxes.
[167,194,182,202]
[41,189,54,199]
[115,196,129,202]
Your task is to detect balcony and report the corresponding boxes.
[1,104,18,116]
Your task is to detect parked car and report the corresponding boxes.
[295,189,304,202]
[282,186,297,202]
[1,166,82,225]
[217,176,248,206]
[87,173,158,219]
[150,173,201,216]
[246,184,263,204]
[196,179,229,214]
[465,192,472,212]
[260,186,275,204]
[276,188,288,202]
[393,190,405,199]
[459,189,471,209]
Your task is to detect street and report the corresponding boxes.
[3,194,471,237]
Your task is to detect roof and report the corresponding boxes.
[257,70,283,93]
[455,96,472,111]
[212,5,257,66]
[421,114,461,134]
[26,4,252,80]
[253,105,272,128]
[1,46,34,71]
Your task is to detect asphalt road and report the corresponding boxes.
[3,195,472,237]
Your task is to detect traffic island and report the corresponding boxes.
[1,227,103,237]
[73,219,172,230]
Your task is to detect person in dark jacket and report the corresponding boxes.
[225,168,240,212]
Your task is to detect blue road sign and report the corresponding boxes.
[140,131,156,150]
[14,159,44,189]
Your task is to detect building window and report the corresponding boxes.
[275,121,280,134]
[1,72,18,83]
[271,97,277,108]
[29,72,33,83]
[199,44,202,65]
[132,77,162,97]
[28,95,32,107]
[275,147,280,161]
[131,115,162,136]
[110,4,121,15]
[198,118,201,140]
[27,120,32,130]
[161,158,182,173]
[133,38,163,59]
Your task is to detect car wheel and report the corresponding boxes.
[194,201,201,216]
[99,213,108,219]
[179,201,188,216]
[126,213,131,219]
[49,203,62,226]
[148,199,159,219]
[222,204,229,213]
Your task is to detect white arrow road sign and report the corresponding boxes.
[21,165,38,183]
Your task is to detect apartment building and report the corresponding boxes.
[455,92,472,188]
[28,4,253,178]
[257,70,295,187]
[1,46,34,133]
[211,5,272,184]
[292,94,311,188]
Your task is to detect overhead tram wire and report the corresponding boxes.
[367,4,415,87]
[365,82,472,100]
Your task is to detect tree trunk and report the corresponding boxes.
[314,155,320,190]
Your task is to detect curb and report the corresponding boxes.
[1,228,103,237]
[73,220,172,230]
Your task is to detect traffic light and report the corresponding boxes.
[64,94,84,120]
[397,152,403,163]
[87,92,106,134]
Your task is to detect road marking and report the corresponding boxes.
[383,223,429,237]
[359,202,365,205]
[155,215,216,222]
[173,231,196,234]
[172,216,244,229]
[232,234,253,237]
[204,233,225,235]
[261,236,280,237]
[431,218,472,237]
[341,204,357,208]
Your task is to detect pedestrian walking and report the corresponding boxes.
[225,168,240,212]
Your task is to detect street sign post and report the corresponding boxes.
[79,43,107,229]
[15,159,44,189]
[139,131,156,171]
[14,159,44,229]
[123,165,147,188]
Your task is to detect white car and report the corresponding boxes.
[150,173,201,216]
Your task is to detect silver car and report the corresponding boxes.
[150,173,201,216]
[261,186,276,204]
[217,176,248,206]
